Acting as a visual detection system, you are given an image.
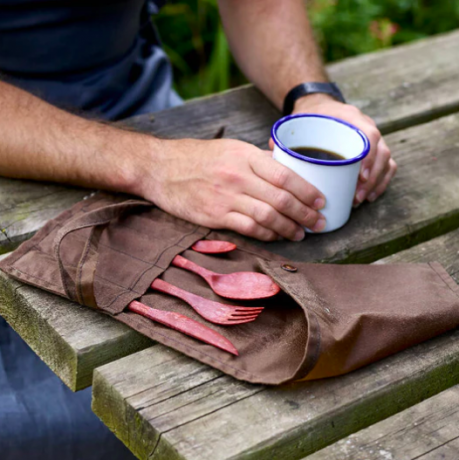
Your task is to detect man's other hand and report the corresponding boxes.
[284,94,397,206]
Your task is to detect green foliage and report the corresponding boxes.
[154,0,243,99]
[309,0,459,61]
[154,0,459,99]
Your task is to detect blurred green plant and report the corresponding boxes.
[154,0,239,99]
[154,0,459,99]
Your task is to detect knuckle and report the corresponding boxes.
[259,230,278,242]
[254,204,275,226]
[239,219,258,236]
[217,167,244,186]
[303,209,319,227]
[368,126,381,142]
[273,190,292,210]
[364,115,377,126]
[347,105,361,115]
[380,147,391,162]
[366,175,378,189]
[271,166,290,188]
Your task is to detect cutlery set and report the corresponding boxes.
[127,240,280,356]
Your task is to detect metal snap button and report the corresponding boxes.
[281,263,297,272]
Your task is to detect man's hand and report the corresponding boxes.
[0,82,327,243]
[291,95,397,205]
[219,0,396,205]
[135,138,327,242]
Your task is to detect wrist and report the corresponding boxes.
[293,93,342,113]
[108,130,162,199]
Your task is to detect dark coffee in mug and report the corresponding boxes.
[290,146,345,161]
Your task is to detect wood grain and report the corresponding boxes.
[0,179,89,254]
[91,227,459,460]
[0,264,152,391]
[328,29,459,133]
[307,385,459,460]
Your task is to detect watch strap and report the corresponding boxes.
[282,82,346,116]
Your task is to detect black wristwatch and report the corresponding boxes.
[282,82,346,116]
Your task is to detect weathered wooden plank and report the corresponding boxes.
[0,179,89,254]
[3,30,459,255]
[328,29,459,134]
[4,110,459,393]
[0,260,152,391]
[91,227,459,460]
[307,385,459,460]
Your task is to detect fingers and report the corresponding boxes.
[223,212,278,242]
[355,137,391,204]
[244,176,326,231]
[286,100,397,206]
[358,125,381,184]
[268,138,275,150]
[234,195,306,241]
[367,159,397,202]
[249,154,326,210]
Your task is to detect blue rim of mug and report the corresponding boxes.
[271,114,371,166]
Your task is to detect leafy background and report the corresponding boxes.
[154,0,459,100]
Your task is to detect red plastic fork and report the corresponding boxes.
[171,254,280,300]
[151,278,264,325]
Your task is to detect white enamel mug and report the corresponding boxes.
[272,114,370,233]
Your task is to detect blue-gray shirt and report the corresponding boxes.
[0,0,179,120]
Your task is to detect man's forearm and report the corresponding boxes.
[0,81,155,194]
[218,0,397,207]
[218,0,328,110]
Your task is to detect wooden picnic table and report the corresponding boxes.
[2,29,459,460]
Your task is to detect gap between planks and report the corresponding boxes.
[306,385,459,460]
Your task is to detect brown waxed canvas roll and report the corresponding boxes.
[1,192,459,385]
[1,193,211,315]
[259,259,459,380]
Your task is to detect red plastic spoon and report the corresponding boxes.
[171,254,280,300]
[192,240,237,254]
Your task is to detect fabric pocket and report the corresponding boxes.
[259,259,459,380]
[114,242,311,385]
